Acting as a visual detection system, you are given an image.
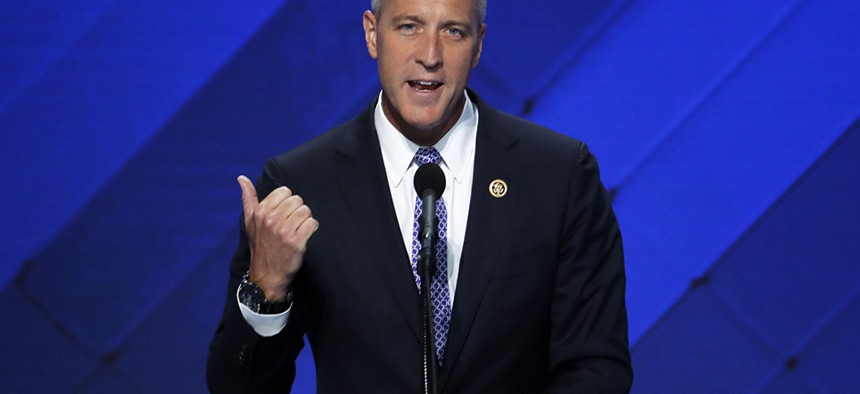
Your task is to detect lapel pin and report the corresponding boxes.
[489,179,508,198]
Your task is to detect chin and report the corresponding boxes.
[407,115,445,131]
[408,118,442,131]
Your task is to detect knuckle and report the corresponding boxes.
[263,215,279,228]
[289,231,305,246]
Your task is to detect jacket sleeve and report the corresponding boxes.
[544,142,633,393]
[206,159,309,393]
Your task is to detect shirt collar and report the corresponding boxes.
[375,91,479,189]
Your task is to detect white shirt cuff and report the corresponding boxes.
[236,288,290,337]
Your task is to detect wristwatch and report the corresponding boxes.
[238,271,293,314]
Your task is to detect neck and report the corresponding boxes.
[381,93,466,147]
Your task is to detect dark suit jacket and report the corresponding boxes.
[207,91,632,393]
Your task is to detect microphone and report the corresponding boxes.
[414,163,446,252]
[414,162,446,200]
[413,162,445,394]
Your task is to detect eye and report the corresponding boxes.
[446,28,463,36]
[444,27,466,39]
[400,23,416,32]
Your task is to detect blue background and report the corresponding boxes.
[2,0,859,392]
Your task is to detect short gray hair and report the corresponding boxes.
[371,0,486,23]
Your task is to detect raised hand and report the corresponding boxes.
[238,175,319,301]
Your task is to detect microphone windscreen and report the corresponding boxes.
[414,163,446,197]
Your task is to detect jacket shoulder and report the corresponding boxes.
[480,104,587,163]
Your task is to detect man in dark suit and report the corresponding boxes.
[207,0,632,392]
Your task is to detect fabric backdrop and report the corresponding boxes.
[1,0,858,392]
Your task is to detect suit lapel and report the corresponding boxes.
[333,109,422,341]
[441,100,522,384]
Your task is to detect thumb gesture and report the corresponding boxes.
[235,175,318,301]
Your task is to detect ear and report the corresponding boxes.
[472,23,486,68]
[363,10,379,59]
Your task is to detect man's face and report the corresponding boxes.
[363,0,485,145]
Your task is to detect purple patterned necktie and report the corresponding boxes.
[410,147,452,365]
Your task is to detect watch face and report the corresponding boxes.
[239,277,290,314]
[239,280,266,313]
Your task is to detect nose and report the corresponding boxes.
[416,32,442,71]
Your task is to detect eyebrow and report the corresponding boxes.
[389,13,472,27]
[389,13,423,24]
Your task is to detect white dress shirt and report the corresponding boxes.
[240,91,479,336]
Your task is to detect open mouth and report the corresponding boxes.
[408,80,443,92]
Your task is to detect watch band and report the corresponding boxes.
[238,271,293,314]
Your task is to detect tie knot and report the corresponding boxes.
[414,147,442,165]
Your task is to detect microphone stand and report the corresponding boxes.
[418,192,439,394]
